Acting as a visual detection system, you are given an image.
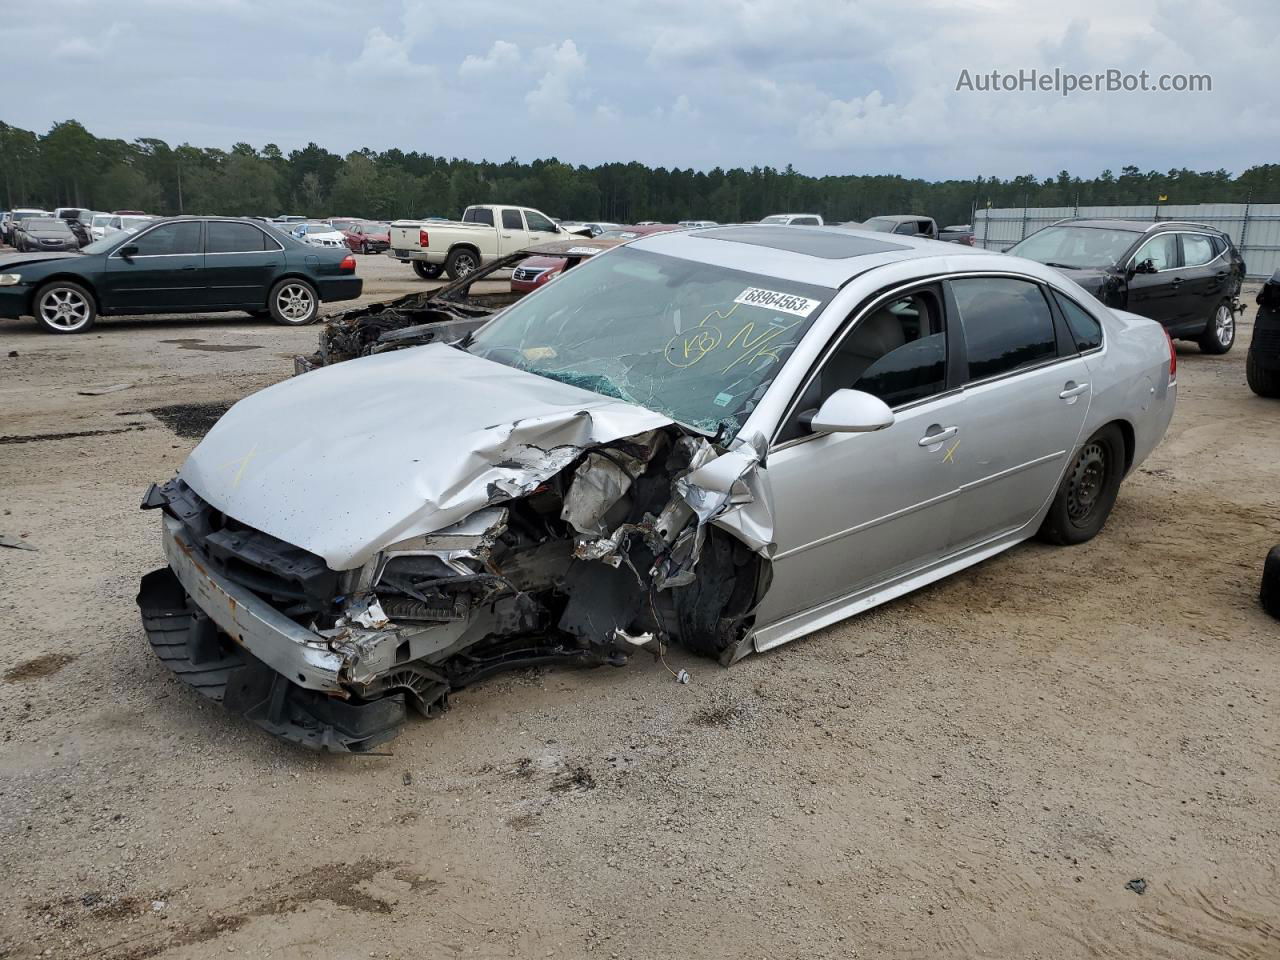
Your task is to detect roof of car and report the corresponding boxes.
[865,214,931,223]
[629,223,1003,288]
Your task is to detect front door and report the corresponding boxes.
[102,220,205,312]
[1125,232,1183,329]
[758,286,963,629]
[204,221,285,309]
[945,275,1091,548]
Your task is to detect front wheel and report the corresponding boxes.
[412,260,444,281]
[1038,424,1125,545]
[1198,300,1236,354]
[34,281,97,334]
[444,248,479,280]
[268,279,319,326]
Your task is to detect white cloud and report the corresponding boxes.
[459,40,520,77]
[524,39,588,122]
[346,24,436,81]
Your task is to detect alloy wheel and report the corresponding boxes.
[39,288,92,332]
[1214,303,1234,347]
[276,283,315,322]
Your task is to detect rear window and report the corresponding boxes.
[1052,291,1104,353]
[501,209,523,230]
[207,221,272,253]
[463,208,495,226]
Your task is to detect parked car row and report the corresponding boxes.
[0,216,361,333]
[2,207,159,248]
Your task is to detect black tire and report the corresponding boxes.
[360,241,369,255]
[1197,299,1236,354]
[412,260,444,281]
[1262,546,1280,620]
[670,529,766,662]
[1246,348,1280,398]
[33,280,97,334]
[1038,423,1126,545]
[267,278,319,326]
[444,248,479,280]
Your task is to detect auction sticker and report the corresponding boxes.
[733,287,820,317]
[565,246,603,256]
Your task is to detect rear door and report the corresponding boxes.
[1176,232,1229,331]
[205,221,285,308]
[1125,232,1183,329]
[101,220,206,311]
[946,275,1092,549]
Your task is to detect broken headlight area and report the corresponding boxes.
[137,428,772,753]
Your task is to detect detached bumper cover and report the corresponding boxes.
[138,510,404,752]
[316,276,363,303]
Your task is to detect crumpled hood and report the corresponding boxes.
[180,343,672,569]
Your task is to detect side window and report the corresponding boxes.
[1181,234,1216,267]
[893,222,916,235]
[501,209,524,231]
[795,217,818,226]
[525,210,557,233]
[1052,291,1103,353]
[1132,233,1178,271]
[207,221,269,253]
[130,221,202,256]
[951,277,1058,381]
[463,208,495,226]
[781,290,948,441]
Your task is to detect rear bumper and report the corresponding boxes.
[316,276,362,303]
[389,248,444,264]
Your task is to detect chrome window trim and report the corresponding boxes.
[107,221,201,260]
[768,269,1086,451]
[1175,231,1227,269]
[1127,230,1227,272]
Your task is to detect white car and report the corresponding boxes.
[91,214,156,241]
[292,223,348,248]
[760,213,825,226]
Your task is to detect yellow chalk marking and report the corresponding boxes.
[220,444,259,489]
[942,440,960,464]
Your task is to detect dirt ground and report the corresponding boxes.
[0,253,1276,960]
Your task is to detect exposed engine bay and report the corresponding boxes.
[138,423,771,752]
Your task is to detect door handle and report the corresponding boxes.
[1059,381,1090,399]
[500,234,513,239]
[918,425,958,447]
[1170,277,1182,287]
[181,265,198,271]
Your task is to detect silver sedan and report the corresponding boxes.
[139,224,1176,751]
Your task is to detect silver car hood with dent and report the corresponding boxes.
[180,343,674,570]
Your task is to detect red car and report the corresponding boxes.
[341,220,391,254]
[511,224,679,292]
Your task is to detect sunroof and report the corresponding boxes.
[696,225,909,259]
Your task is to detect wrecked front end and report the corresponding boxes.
[138,428,770,753]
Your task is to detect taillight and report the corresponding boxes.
[419,228,429,247]
[339,255,356,273]
[964,235,975,246]
[1164,327,1176,383]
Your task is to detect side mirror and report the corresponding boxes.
[119,245,139,260]
[808,389,895,434]
[1133,258,1157,275]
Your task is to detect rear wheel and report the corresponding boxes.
[34,281,96,334]
[1038,424,1125,545]
[1246,348,1280,398]
[1262,546,1280,620]
[444,248,479,280]
[1198,300,1236,354]
[412,260,444,281]
[267,279,319,326]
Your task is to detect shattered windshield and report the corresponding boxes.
[467,246,833,437]
[1010,225,1141,269]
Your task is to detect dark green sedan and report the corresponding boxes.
[0,217,361,334]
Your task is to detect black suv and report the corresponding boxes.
[1009,219,1245,353]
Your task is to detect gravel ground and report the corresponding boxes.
[0,256,1276,960]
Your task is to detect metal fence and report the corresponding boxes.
[973,202,1280,279]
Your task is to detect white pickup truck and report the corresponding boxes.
[389,204,566,280]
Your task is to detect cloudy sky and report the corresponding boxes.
[2,0,1275,180]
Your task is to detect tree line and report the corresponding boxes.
[3,119,1277,227]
